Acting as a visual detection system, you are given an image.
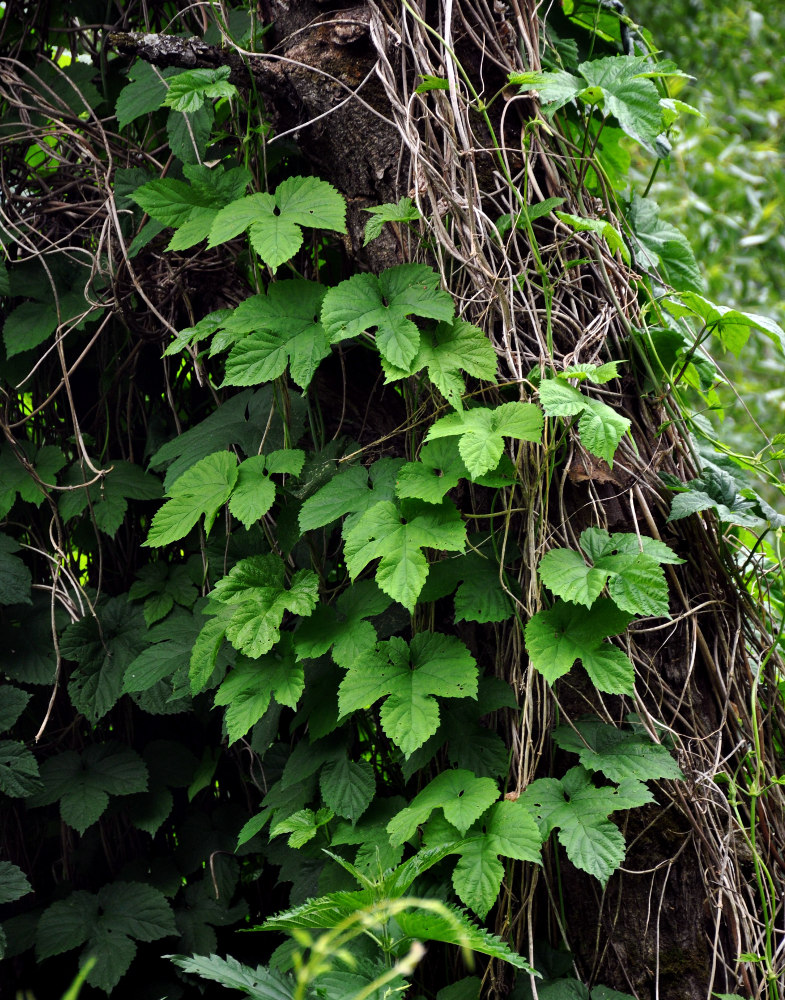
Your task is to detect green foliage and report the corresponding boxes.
[363,197,422,245]
[425,402,543,477]
[521,766,653,885]
[322,263,455,369]
[539,379,630,468]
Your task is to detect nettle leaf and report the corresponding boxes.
[294,580,391,669]
[426,402,543,478]
[145,451,238,546]
[37,882,176,993]
[394,903,535,972]
[363,196,422,245]
[169,954,295,1000]
[381,318,498,408]
[340,633,478,757]
[61,597,147,722]
[0,861,32,905]
[163,66,237,113]
[521,766,653,884]
[222,281,330,389]
[319,754,375,823]
[556,212,630,265]
[525,598,635,695]
[29,743,148,834]
[343,498,466,611]
[209,175,346,268]
[388,770,498,843]
[539,380,630,468]
[665,290,785,357]
[321,263,455,370]
[214,636,304,744]
[0,534,32,606]
[395,438,469,505]
[627,195,702,293]
[299,458,403,534]
[538,529,676,618]
[208,553,319,658]
[553,717,683,783]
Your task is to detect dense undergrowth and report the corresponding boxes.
[0,2,783,999]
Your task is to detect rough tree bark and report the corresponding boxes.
[111,4,785,998]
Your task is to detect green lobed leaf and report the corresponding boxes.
[222,281,330,389]
[395,438,469,505]
[425,403,543,478]
[553,717,683,783]
[387,770,498,843]
[343,498,466,611]
[577,55,665,154]
[525,598,634,693]
[228,456,276,529]
[340,633,478,756]
[0,741,42,798]
[556,212,630,265]
[321,264,454,369]
[145,450,238,546]
[115,63,177,128]
[214,638,305,744]
[0,862,32,905]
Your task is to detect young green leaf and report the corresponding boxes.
[144,450,238,547]
[321,263,455,370]
[339,633,478,757]
[214,637,304,744]
[525,598,635,694]
[162,66,237,113]
[665,289,785,356]
[209,176,346,269]
[387,769,498,843]
[521,766,653,884]
[381,318,498,408]
[539,380,630,468]
[208,554,319,658]
[294,580,391,669]
[538,528,674,618]
[299,458,403,533]
[425,402,543,478]
[556,212,630,265]
[342,498,466,610]
[270,806,333,848]
[553,717,684,783]
[115,63,177,129]
[363,196,422,245]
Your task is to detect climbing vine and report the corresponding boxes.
[0,2,783,998]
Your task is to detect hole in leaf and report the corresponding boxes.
[273,205,281,216]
